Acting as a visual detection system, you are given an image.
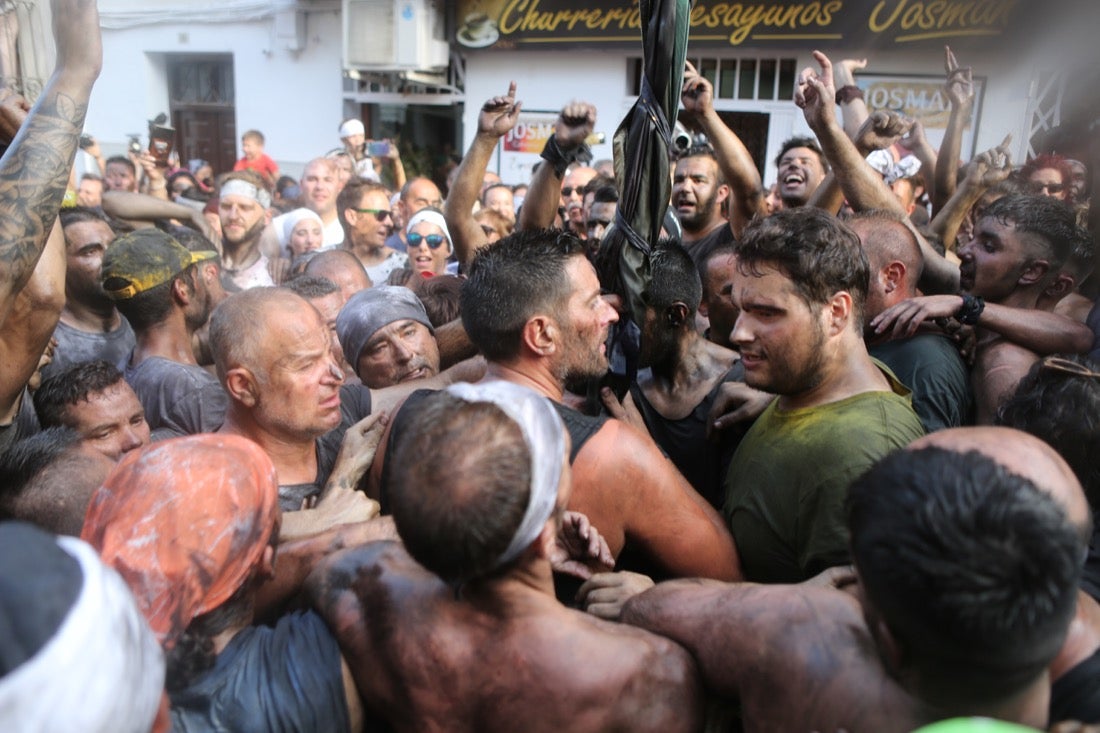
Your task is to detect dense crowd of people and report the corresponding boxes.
[3,2,1100,731]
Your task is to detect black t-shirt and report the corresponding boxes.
[683,223,735,271]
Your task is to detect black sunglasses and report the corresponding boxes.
[353,208,391,221]
[407,233,447,249]
[1031,182,1065,194]
[561,186,583,197]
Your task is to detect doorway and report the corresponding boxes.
[168,55,237,176]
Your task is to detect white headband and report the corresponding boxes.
[406,209,453,254]
[0,536,165,733]
[220,178,272,209]
[446,381,566,569]
[339,119,365,138]
[279,207,324,247]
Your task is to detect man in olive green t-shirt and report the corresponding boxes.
[722,209,924,583]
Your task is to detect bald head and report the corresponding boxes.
[401,177,443,217]
[912,426,1090,541]
[210,287,317,381]
[847,212,923,316]
[304,248,371,302]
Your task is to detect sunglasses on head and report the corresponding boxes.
[407,233,447,249]
[353,208,391,221]
[1039,355,1100,380]
[1031,182,1065,194]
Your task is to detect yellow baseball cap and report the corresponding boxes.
[101,229,217,300]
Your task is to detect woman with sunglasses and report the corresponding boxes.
[1019,153,1076,204]
[405,208,454,277]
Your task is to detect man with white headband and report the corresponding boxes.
[217,170,275,290]
[0,522,165,733]
[308,381,704,733]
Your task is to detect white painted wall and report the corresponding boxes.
[85,7,346,178]
[84,0,1040,188]
[462,46,1036,188]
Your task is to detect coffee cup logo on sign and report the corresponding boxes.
[458,11,499,47]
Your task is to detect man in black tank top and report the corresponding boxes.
[373,229,742,598]
[603,241,746,510]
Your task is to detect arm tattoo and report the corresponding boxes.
[0,89,87,294]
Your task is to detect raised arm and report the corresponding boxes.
[932,46,975,214]
[832,57,870,140]
[798,52,908,216]
[807,111,912,215]
[444,82,521,268]
[101,190,218,244]
[897,119,938,205]
[0,220,65,418]
[928,135,1013,253]
[0,0,101,317]
[518,101,595,231]
[681,61,763,237]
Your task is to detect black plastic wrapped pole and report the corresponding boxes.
[604,0,691,326]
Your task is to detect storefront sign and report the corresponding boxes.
[857,73,985,158]
[454,0,1030,51]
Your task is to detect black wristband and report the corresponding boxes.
[540,135,592,179]
[956,294,985,325]
[835,85,864,105]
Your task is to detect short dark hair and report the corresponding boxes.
[582,175,615,197]
[591,183,619,204]
[980,194,1081,273]
[389,391,530,584]
[0,427,81,516]
[646,239,702,314]
[461,228,585,362]
[105,155,135,174]
[415,274,464,327]
[337,178,388,234]
[848,446,1080,703]
[845,209,924,287]
[736,208,869,326]
[774,136,829,173]
[479,182,513,206]
[676,145,727,186]
[112,267,197,332]
[34,360,126,429]
[998,354,1100,509]
[283,275,339,301]
[58,205,111,230]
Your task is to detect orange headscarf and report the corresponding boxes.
[81,434,280,649]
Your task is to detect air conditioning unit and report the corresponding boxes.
[344,0,449,71]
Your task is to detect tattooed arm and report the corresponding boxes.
[0,0,101,320]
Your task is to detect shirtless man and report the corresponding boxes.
[874,194,1091,422]
[438,228,739,581]
[622,426,1085,732]
[308,381,704,733]
[795,51,1091,424]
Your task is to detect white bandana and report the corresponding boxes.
[446,381,566,569]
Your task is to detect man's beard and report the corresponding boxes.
[222,217,265,248]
